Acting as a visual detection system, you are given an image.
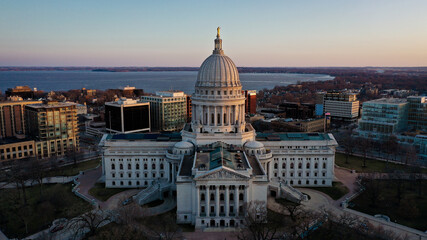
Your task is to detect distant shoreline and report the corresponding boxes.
[1,66,427,75]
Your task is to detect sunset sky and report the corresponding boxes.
[1,0,426,67]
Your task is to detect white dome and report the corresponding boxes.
[245,141,264,149]
[174,141,193,149]
[196,54,240,88]
[195,27,240,88]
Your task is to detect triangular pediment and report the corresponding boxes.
[195,167,249,180]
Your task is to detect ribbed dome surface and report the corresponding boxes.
[196,54,240,88]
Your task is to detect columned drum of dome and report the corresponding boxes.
[191,28,247,135]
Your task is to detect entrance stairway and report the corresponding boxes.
[133,179,174,205]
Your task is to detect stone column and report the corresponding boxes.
[207,106,210,126]
[244,186,249,214]
[225,185,229,217]
[235,105,239,125]
[241,104,245,124]
[214,106,217,126]
[215,185,220,217]
[171,163,175,183]
[220,106,223,126]
[234,186,239,216]
[206,185,210,216]
[196,186,200,217]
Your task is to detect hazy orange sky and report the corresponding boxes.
[1,0,426,67]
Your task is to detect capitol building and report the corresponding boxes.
[100,28,338,228]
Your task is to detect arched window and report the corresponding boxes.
[119,164,123,170]
[315,163,318,169]
[298,163,302,169]
[298,180,301,185]
[322,180,326,184]
[144,164,148,170]
[128,164,131,170]
[323,163,326,168]
[230,193,234,201]
[136,181,140,186]
[152,163,156,169]
[111,164,115,170]
[290,163,294,169]
[160,163,164,170]
[201,193,205,201]
[306,163,310,168]
[220,193,224,201]
[274,163,278,169]
[239,193,244,201]
[314,180,318,185]
[282,163,286,169]
[136,163,140,170]
[210,193,215,201]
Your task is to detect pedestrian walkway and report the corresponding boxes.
[0,176,75,189]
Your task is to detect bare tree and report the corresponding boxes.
[342,130,356,164]
[356,137,371,168]
[7,159,32,205]
[67,210,113,239]
[360,173,382,207]
[141,212,182,240]
[237,201,286,240]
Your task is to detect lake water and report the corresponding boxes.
[0,71,334,94]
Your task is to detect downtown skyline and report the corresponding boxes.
[1,0,427,67]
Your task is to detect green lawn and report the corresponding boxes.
[0,183,92,238]
[88,183,130,201]
[350,179,427,231]
[335,153,424,173]
[47,158,100,177]
[312,181,349,200]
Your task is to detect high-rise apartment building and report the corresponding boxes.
[25,102,79,158]
[141,91,187,132]
[0,100,42,138]
[407,96,427,131]
[105,98,150,134]
[186,95,192,123]
[243,90,257,114]
[321,91,359,121]
[358,98,409,136]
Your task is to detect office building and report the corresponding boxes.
[186,95,192,123]
[407,96,427,131]
[243,90,257,114]
[5,86,35,99]
[105,98,150,134]
[0,138,35,162]
[320,91,359,121]
[358,98,409,137]
[141,91,187,132]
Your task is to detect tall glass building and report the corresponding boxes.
[358,98,409,136]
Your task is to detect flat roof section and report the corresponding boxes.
[256,132,331,141]
[107,133,182,141]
